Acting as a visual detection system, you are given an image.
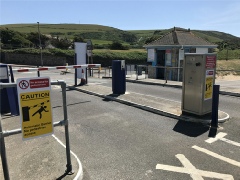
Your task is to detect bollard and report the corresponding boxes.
[211,85,220,128]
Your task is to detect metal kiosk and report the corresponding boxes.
[182,53,217,116]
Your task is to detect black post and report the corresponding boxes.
[37,66,40,77]
[85,54,88,84]
[211,85,220,128]
[8,65,15,83]
[74,54,77,86]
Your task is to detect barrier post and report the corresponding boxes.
[74,54,77,86]
[8,66,15,83]
[60,81,73,174]
[0,118,10,180]
[211,85,220,128]
[136,65,138,80]
[37,66,40,77]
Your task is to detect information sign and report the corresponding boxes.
[204,70,214,100]
[147,49,155,62]
[17,77,53,140]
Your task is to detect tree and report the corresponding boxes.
[72,34,85,43]
[144,36,161,44]
[0,28,32,48]
[50,37,72,49]
[26,32,49,48]
[109,41,129,50]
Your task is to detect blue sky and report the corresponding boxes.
[1,0,240,37]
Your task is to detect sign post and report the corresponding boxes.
[16,77,53,140]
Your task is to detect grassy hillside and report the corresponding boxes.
[0,24,117,34]
[1,24,239,46]
[0,24,137,45]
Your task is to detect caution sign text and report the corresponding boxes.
[20,90,53,138]
[17,77,53,140]
[204,76,213,100]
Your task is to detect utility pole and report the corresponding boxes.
[37,22,43,67]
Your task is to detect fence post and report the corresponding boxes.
[60,81,73,174]
[145,65,147,79]
[165,67,168,83]
[211,85,220,128]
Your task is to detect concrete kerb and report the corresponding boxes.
[68,85,229,124]
[126,79,182,89]
[126,79,240,97]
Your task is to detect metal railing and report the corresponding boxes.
[135,65,148,80]
[85,65,239,83]
[0,80,73,180]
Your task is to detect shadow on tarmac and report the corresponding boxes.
[102,93,121,102]
[173,120,210,137]
[52,101,91,109]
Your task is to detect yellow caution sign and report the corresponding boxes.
[204,76,213,100]
[17,77,53,140]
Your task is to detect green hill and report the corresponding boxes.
[0,24,137,45]
[1,23,239,47]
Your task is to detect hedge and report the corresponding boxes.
[1,48,147,66]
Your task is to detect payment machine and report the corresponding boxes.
[182,53,217,116]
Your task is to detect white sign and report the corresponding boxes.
[165,49,172,66]
[0,67,8,80]
[75,42,87,78]
[147,49,155,62]
[17,77,53,140]
[179,49,184,61]
[87,50,92,57]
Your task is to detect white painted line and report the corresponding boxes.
[52,134,83,180]
[131,92,181,103]
[205,132,240,147]
[176,154,204,180]
[205,132,227,143]
[156,154,233,180]
[192,145,240,167]
[221,137,240,147]
[218,111,230,122]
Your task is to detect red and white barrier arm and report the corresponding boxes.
[11,64,101,72]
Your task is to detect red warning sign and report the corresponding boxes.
[30,78,49,89]
[18,80,29,89]
[206,56,216,69]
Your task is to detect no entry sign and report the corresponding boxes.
[16,77,53,140]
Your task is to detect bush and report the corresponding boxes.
[217,49,240,60]
[1,48,147,66]
[109,41,129,50]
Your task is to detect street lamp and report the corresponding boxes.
[37,22,43,67]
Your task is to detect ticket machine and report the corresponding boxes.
[182,53,217,116]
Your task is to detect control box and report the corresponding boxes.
[182,54,217,116]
